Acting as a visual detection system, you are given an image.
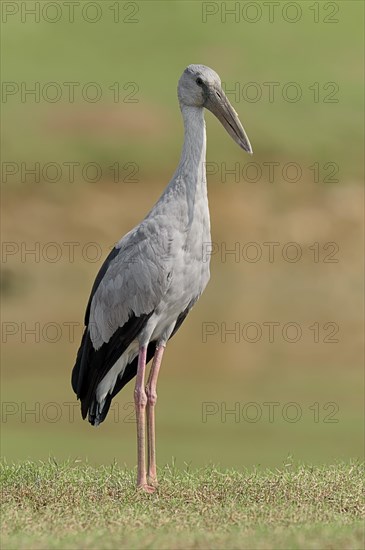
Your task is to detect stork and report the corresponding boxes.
[72,64,253,492]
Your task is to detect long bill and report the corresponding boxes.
[205,86,253,154]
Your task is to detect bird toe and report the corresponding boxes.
[137,484,156,494]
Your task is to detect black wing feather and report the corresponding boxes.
[72,312,153,422]
[88,340,157,425]
[84,246,120,325]
[86,303,194,426]
[71,245,154,423]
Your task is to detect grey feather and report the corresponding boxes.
[89,224,174,349]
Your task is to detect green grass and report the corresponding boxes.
[1,460,364,550]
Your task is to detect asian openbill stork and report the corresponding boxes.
[72,64,253,492]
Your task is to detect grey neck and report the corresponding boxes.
[148,104,209,232]
[176,105,207,183]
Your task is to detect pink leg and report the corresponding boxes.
[146,345,165,486]
[134,346,154,493]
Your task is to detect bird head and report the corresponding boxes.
[178,64,253,154]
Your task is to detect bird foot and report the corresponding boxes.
[137,483,156,494]
[147,476,158,488]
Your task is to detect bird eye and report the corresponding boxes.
[196,77,203,87]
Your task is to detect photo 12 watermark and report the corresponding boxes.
[1,1,140,24]
[201,2,340,24]
[2,241,114,265]
[201,401,340,423]
[1,81,140,104]
[1,161,139,184]
[204,161,340,184]
[201,321,340,344]
[221,81,339,104]
[201,241,340,264]
[1,400,137,424]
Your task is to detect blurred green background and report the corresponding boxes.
[1,1,364,468]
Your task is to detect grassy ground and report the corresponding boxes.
[1,460,363,550]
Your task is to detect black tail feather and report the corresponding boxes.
[72,301,195,426]
[71,313,153,423]
[87,341,156,426]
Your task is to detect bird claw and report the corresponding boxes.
[137,484,156,494]
[147,476,158,488]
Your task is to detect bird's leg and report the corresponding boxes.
[146,344,165,487]
[134,345,154,493]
